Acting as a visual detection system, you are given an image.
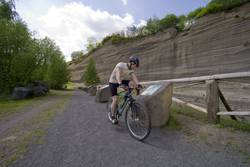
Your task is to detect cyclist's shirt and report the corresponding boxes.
[109,62,134,83]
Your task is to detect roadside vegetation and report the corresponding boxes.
[0,0,69,95]
[0,90,62,120]
[83,58,101,86]
[171,103,250,133]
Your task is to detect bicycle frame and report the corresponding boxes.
[116,89,135,117]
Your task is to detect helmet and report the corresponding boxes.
[129,56,140,67]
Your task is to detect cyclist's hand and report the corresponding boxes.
[137,84,143,89]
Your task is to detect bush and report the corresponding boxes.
[45,54,69,89]
[176,15,187,31]
[187,7,204,19]
[159,14,178,31]
[83,58,100,86]
[191,0,250,18]
[145,17,160,35]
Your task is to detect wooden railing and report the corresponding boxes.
[142,71,250,124]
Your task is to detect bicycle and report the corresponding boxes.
[107,86,151,141]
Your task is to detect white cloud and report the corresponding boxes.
[17,2,134,61]
[137,20,147,28]
[121,0,128,6]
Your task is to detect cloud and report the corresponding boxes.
[121,0,128,6]
[20,2,134,61]
[137,20,147,28]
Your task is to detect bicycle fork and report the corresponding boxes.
[117,100,130,118]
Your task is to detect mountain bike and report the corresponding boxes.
[107,86,151,141]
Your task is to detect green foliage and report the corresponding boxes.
[172,103,250,133]
[101,35,112,45]
[209,0,250,10]
[145,17,160,35]
[176,15,187,31]
[188,0,250,19]
[45,52,69,89]
[159,14,178,31]
[0,0,69,93]
[0,19,33,92]
[83,58,100,86]
[187,7,204,19]
[110,33,126,44]
[0,0,17,20]
[165,114,182,130]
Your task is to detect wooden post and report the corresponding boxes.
[206,80,220,123]
[218,88,237,121]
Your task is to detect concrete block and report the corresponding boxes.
[95,85,111,103]
[12,87,33,100]
[136,82,173,127]
[88,86,97,96]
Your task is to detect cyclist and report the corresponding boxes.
[109,56,140,124]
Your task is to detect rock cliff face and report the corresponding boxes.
[69,3,250,83]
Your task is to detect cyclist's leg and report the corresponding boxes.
[111,96,118,117]
[109,83,119,124]
[128,80,135,88]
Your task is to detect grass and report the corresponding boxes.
[64,82,77,90]
[171,103,250,133]
[172,102,250,164]
[165,114,182,130]
[171,103,208,122]
[0,90,60,120]
[0,90,73,167]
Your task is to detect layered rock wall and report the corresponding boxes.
[69,3,250,83]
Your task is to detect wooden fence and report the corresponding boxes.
[141,71,250,124]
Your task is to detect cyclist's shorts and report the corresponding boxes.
[109,80,130,96]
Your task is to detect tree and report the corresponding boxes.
[45,54,69,89]
[0,19,33,93]
[83,58,100,86]
[86,37,97,53]
[145,16,160,35]
[71,51,83,61]
[0,0,69,94]
[0,0,18,20]
[177,15,187,31]
[159,14,178,31]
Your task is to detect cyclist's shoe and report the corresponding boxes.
[111,116,118,124]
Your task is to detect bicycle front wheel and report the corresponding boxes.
[107,97,113,121]
[125,102,151,141]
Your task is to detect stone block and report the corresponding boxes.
[95,85,111,103]
[12,87,33,100]
[136,82,173,127]
[88,86,97,96]
[32,86,46,97]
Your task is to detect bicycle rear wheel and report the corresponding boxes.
[107,98,113,121]
[125,102,151,141]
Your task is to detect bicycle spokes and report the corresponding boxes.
[125,102,151,141]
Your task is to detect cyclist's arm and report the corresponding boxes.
[116,68,122,84]
[131,73,139,87]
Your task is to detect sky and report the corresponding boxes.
[15,0,210,61]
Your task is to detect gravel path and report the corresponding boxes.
[0,96,61,136]
[11,90,249,167]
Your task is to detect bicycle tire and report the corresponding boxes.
[125,102,151,141]
[107,97,113,121]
